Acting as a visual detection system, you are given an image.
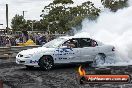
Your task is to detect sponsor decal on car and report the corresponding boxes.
[54,48,74,56]
[30,60,38,63]
[56,48,73,53]
[58,58,70,60]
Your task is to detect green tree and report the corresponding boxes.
[53,0,73,4]
[41,0,101,33]
[32,20,46,31]
[101,0,128,12]
[66,1,100,29]
[11,15,45,31]
[11,14,27,31]
[41,0,74,33]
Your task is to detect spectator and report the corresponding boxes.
[10,37,16,46]
[15,37,20,46]
[5,36,11,47]
[39,36,47,45]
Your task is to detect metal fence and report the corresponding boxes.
[0,45,40,59]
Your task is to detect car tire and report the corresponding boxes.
[25,65,34,69]
[92,54,106,67]
[38,56,54,70]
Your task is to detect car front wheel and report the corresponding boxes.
[38,56,54,70]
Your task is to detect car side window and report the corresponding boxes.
[80,38,98,47]
[62,39,79,48]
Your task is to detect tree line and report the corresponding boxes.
[11,0,128,33]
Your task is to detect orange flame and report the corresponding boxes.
[78,66,86,76]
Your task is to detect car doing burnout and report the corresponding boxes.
[16,36,115,70]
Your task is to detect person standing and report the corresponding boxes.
[5,36,11,47]
[15,37,20,46]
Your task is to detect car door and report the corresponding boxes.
[79,38,98,62]
[58,38,81,63]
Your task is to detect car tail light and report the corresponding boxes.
[112,47,115,51]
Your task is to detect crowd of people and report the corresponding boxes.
[0,32,60,47]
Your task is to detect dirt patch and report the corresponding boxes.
[0,59,132,88]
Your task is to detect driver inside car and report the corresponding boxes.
[66,40,77,48]
[62,39,77,48]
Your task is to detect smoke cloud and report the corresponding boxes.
[75,0,132,66]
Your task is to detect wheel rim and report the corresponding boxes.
[42,56,53,70]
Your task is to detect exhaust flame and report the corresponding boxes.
[78,66,86,76]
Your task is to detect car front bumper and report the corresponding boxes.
[16,56,39,66]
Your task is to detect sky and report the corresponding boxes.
[0,0,102,29]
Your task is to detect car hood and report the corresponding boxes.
[18,47,54,55]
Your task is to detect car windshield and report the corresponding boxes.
[43,38,67,48]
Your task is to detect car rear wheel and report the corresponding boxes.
[38,56,54,70]
[92,54,106,67]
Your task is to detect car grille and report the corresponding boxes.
[19,61,25,63]
[17,59,25,63]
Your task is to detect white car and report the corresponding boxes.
[16,36,115,70]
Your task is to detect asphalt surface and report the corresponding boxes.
[0,59,132,88]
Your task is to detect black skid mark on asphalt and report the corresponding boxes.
[1,61,132,88]
[0,74,36,88]
[0,62,22,69]
[41,75,73,88]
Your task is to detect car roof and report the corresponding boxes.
[59,36,91,40]
[59,36,104,45]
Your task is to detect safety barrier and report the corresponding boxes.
[0,45,41,59]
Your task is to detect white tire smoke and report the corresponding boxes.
[75,0,132,66]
